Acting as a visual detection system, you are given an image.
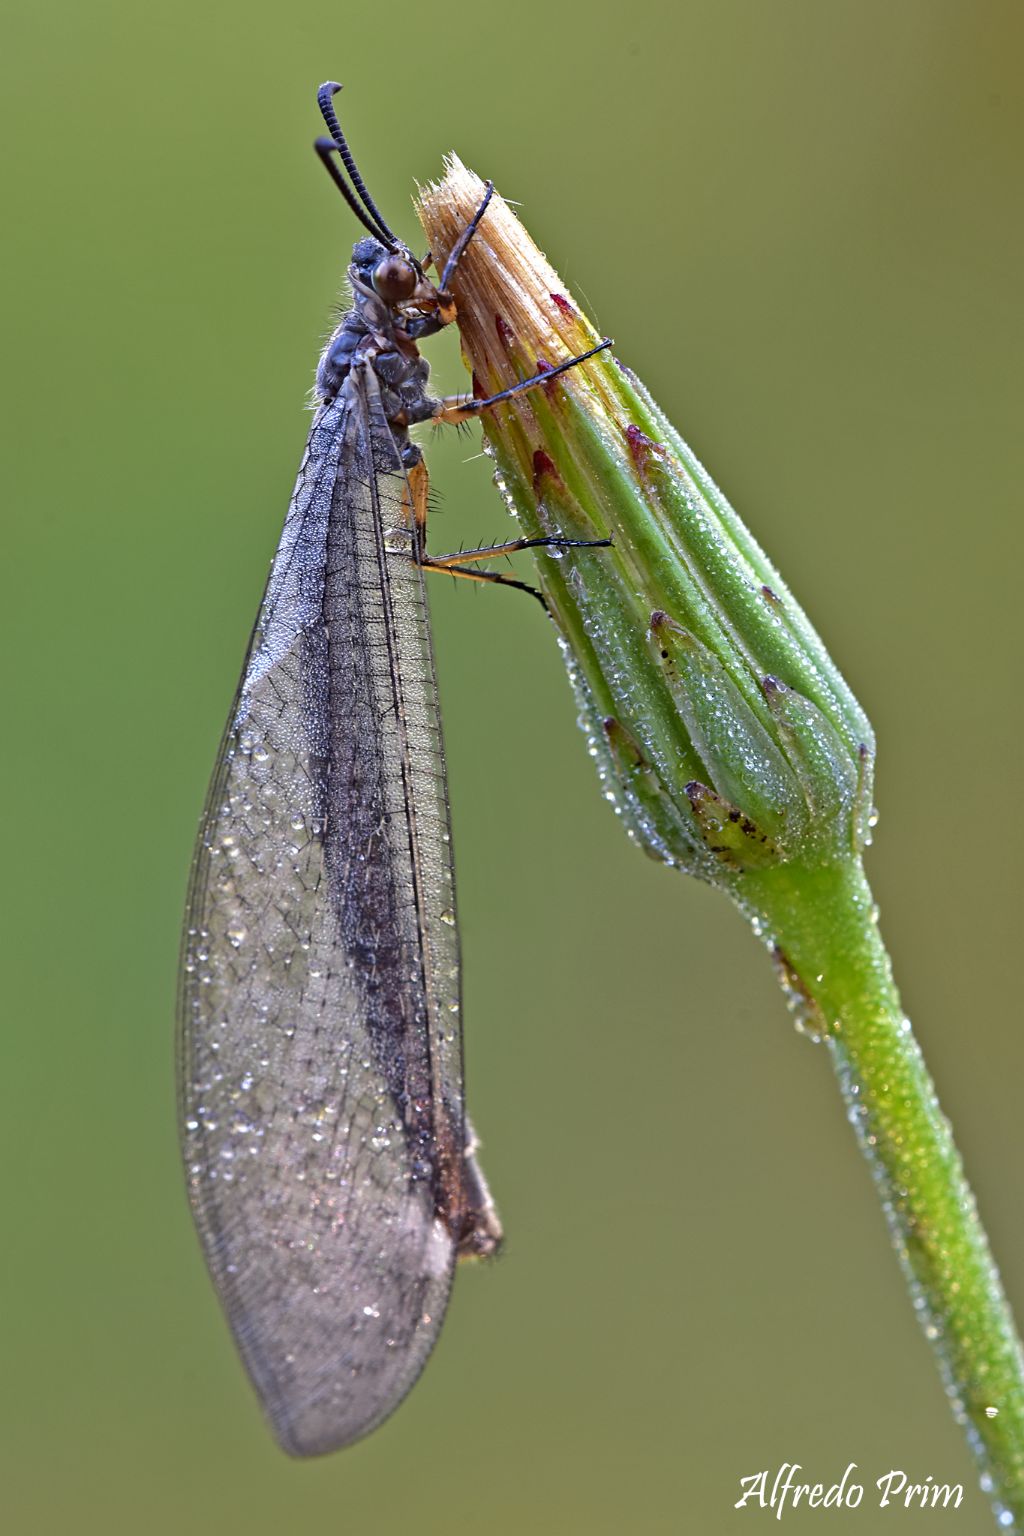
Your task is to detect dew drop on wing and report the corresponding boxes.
[177,380,469,1456]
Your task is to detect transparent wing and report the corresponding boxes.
[177,373,466,1456]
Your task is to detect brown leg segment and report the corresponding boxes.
[421,558,548,605]
[421,536,611,607]
[404,458,430,542]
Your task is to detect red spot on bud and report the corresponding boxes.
[532,449,561,490]
[551,293,575,318]
[532,358,559,394]
[472,372,486,400]
[626,423,665,479]
[495,314,514,344]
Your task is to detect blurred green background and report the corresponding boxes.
[3,2,1022,1531]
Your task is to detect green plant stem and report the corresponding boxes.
[742,856,1024,1527]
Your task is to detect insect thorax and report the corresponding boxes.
[316,245,440,469]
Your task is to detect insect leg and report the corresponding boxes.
[396,450,608,607]
[424,535,612,568]
[456,1118,503,1260]
[433,338,613,425]
[438,182,494,292]
[418,540,608,608]
[406,185,497,337]
[429,537,614,568]
[422,563,549,606]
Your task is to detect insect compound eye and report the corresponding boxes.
[373,255,418,304]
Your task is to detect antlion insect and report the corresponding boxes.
[177,81,610,1457]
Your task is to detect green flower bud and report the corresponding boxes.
[417,160,874,888]
[421,167,1024,1531]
